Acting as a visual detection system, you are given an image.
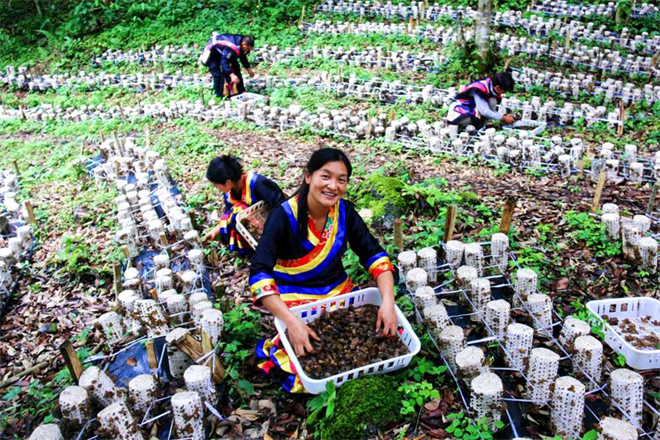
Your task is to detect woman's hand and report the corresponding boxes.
[203,225,221,242]
[288,318,321,357]
[376,300,398,337]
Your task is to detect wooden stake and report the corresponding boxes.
[443,205,457,243]
[299,5,306,26]
[145,340,158,371]
[647,182,659,214]
[617,101,625,137]
[23,201,35,224]
[174,333,225,382]
[393,218,403,249]
[113,263,122,300]
[390,110,396,121]
[60,341,84,383]
[498,198,516,234]
[12,160,19,177]
[122,245,130,261]
[590,170,607,214]
[159,232,171,257]
[577,159,584,179]
[112,131,122,156]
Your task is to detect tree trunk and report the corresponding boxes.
[475,0,493,70]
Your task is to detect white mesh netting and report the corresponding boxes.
[621,223,641,260]
[514,268,537,306]
[455,346,487,381]
[464,243,484,277]
[551,376,585,438]
[188,291,209,308]
[417,247,438,284]
[98,400,145,440]
[445,240,465,267]
[527,293,553,336]
[526,348,560,403]
[602,213,621,240]
[598,416,638,440]
[397,250,417,278]
[133,299,169,337]
[171,390,205,440]
[485,300,510,336]
[59,385,90,427]
[423,302,451,334]
[78,366,124,407]
[573,335,603,383]
[406,267,428,292]
[470,372,503,430]
[191,300,213,328]
[128,374,157,415]
[98,311,125,345]
[456,265,478,289]
[490,233,509,272]
[28,424,63,440]
[610,368,644,427]
[505,323,534,372]
[200,308,224,345]
[469,278,491,318]
[638,237,658,272]
[414,286,437,309]
[184,365,217,403]
[558,316,591,348]
[439,325,466,370]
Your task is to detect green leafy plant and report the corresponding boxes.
[399,381,440,415]
[565,211,622,258]
[306,381,337,426]
[446,412,504,439]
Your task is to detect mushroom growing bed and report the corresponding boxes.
[398,235,660,438]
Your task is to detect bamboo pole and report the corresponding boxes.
[393,218,403,249]
[443,205,458,242]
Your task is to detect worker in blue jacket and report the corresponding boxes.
[200,33,255,98]
[446,71,516,129]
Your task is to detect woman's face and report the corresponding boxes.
[213,180,233,193]
[305,161,349,209]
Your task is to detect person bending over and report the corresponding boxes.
[200,33,255,98]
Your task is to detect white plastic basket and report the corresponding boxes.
[274,287,421,394]
[236,200,267,250]
[586,297,660,370]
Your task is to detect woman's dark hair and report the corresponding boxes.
[296,148,352,240]
[493,71,515,93]
[206,156,243,184]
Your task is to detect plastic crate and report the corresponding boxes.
[236,200,267,250]
[274,287,421,394]
[586,297,660,370]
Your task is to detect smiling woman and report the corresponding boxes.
[249,148,396,393]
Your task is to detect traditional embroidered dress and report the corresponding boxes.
[446,77,503,127]
[218,172,284,255]
[250,197,394,392]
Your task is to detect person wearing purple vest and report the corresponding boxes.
[446,71,516,129]
[199,33,255,97]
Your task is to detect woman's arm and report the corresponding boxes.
[345,201,398,336]
[375,271,397,336]
[250,208,320,356]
